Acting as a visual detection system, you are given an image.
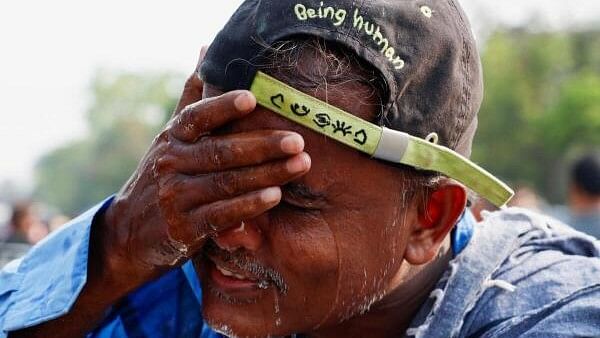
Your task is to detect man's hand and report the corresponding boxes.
[100,52,310,290]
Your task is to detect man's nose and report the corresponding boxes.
[213,218,263,252]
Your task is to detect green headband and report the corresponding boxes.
[250,71,514,207]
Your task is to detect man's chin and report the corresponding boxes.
[199,265,289,336]
[202,292,289,338]
[194,246,302,336]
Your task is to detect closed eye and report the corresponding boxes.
[279,198,321,212]
[280,182,327,211]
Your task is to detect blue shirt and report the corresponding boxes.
[1,199,599,337]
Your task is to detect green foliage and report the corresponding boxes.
[35,70,182,215]
[473,29,600,202]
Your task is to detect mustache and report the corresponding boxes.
[204,240,289,294]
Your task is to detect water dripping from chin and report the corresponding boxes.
[273,287,282,327]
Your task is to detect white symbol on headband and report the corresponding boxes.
[420,6,433,18]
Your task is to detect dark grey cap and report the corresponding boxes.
[200,0,483,156]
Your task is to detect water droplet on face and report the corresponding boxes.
[257,279,269,289]
[213,324,233,337]
[273,288,282,327]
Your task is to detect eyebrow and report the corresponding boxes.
[282,182,326,203]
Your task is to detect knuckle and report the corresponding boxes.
[154,129,171,145]
[176,106,197,138]
[197,110,214,132]
[167,176,187,196]
[158,189,176,218]
[154,155,176,175]
[192,138,215,168]
[265,162,282,180]
[247,194,264,211]
[184,74,197,89]
[210,171,238,197]
[180,103,196,118]
[163,137,179,155]
[194,206,216,236]
[206,139,228,167]
[157,175,178,200]
[228,142,245,159]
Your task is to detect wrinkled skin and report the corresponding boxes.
[11,49,465,338]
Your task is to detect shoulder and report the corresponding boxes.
[462,208,600,337]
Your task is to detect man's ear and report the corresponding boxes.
[404,181,467,265]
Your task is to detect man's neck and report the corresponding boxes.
[308,240,453,338]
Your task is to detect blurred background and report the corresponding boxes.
[1,0,599,265]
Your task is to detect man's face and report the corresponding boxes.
[193,63,420,336]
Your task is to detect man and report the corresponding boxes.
[3,202,48,246]
[2,1,600,337]
[552,153,600,239]
[0,202,47,268]
[0,202,39,267]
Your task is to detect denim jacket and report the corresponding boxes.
[408,208,600,338]
[1,199,599,337]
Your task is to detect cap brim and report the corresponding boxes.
[250,71,513,207]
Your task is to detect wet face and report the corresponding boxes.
[193,65,421,337]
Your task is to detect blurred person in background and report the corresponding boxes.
[507,185,545,212]
[553,152,600,239]
[5,201,48,245]
[469,196,497,222]
[0,204,10,242]
[47,214,71,233]
[0,202,48,268]
[471,185,544,222]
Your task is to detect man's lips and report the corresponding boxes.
[206,257,269,294]
[202,240,288,294]
[208,255,260,282]
[215,264,255,281]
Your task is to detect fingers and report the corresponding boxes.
[170,152,311,210]
[186,187,282,240]
[169,130,305,174]
[173,47,208,117]
[170,90,256,143]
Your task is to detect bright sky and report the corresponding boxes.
[1,0,599,192]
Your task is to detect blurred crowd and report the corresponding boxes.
[1,152,598,269]
[0,200,70,267]
[472,152,600,239]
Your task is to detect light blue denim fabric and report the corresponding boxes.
[0,197,219,338]
[407,208,600,338]
[1,200,599,337]
[0,197,113,337]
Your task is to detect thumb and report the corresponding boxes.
[173,46,208,116]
